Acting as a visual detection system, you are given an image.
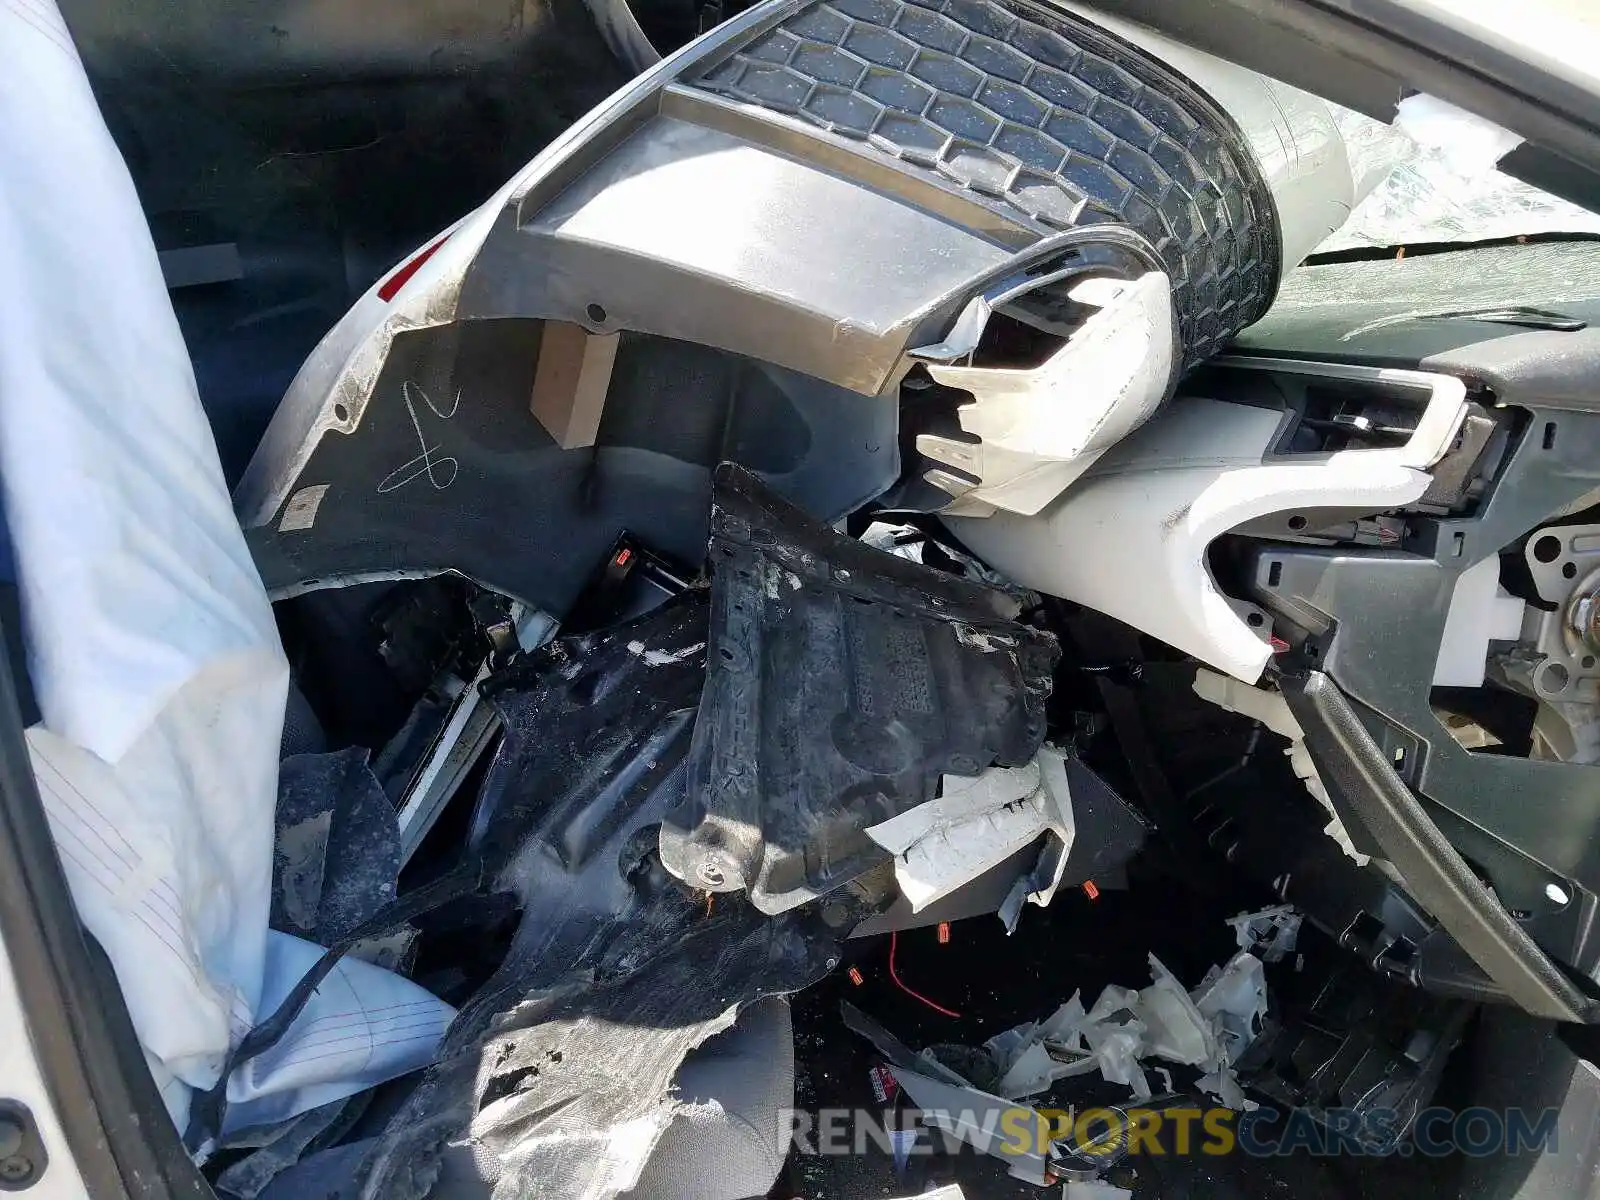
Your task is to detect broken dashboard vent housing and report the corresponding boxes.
[1283,380,1427,453]
[693,0,1281,363]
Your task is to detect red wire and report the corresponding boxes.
[888,930,962,1017]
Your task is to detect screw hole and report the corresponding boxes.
[1287,515,1307,531]
[585,303,607,323]
[1246,612,1264,628]
[1564,562,1578,579]
[1584,656,1596,669]
[333,402,350,423]
[1543,661,1571,692]
[1534,534,1563,564]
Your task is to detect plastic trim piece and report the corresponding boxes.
[1280,669,1595,1024]
[953,357,1469,682]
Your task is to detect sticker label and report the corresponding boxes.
[279,484,330,532]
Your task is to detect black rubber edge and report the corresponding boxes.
[1280,668,1596,1024]
[0,623,212,1199]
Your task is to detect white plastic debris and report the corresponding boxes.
[1192,953,1269,1066]
[1196,1067,1248,1113]
[868,749,1075,912]
[887,1066,1059,1185]
[988,994,1097,1099]
[1138,955,1216,1067]
[982,950,1271,1110]
[1078,994,1152,1100]
[0,0,453,1136]
[995,1041,1073,1099]
[1227,905,1303,964]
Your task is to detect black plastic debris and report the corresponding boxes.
[271,749,402,944]
[318,594,859,1200]
[661,464,1060,914]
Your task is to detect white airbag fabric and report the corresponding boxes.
[0,0,451,1136]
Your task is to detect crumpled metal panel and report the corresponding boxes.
[693,0,1278,362]
[659,464,1059,914]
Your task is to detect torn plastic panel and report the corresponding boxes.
[848,753,1145,938]
[659,465,1058,914]
[867,757,1057,913]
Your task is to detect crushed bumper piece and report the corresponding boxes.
[660,464,1058,914]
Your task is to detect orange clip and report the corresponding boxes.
[847,966,865,986]
[1082,880,1101,901]
[936,922,951,945]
